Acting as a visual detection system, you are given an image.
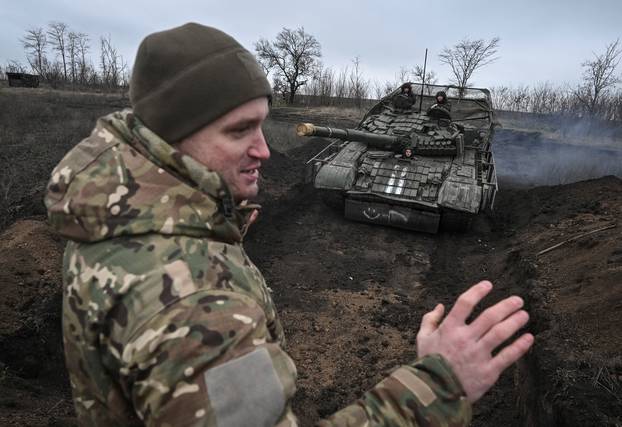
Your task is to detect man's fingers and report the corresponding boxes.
[490,333,535,373]
[249,209,259,224]
[479,310,529,351]
[417,303,445,337]
[445,281,493,326]
[468,296,524,339]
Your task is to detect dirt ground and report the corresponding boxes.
[0,89,621,426]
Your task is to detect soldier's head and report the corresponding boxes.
[401,82,412,94]
[404,148,413,158]
[435,91,447,104]
[130,23,272,201]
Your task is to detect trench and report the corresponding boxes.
[259,119,622,426]
[419,206,571,426]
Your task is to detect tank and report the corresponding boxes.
[301,83,498,233]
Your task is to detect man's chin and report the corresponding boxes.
[232,185,260,202]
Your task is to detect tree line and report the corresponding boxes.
[256,27,621,121]
[1,21,128,89]
[489,40,622,120]
[255,29,500,106]
[491,81,622,120]
[3,23,620,120]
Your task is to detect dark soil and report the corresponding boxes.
[0,90,621,426]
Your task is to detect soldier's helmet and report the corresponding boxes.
[401,82,413,95]
[435,91,447,104]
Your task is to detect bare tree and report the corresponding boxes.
[48,21,69,82]
[4,60,27,74]
[510,85,530,112]
[46,60,65,88]
[575,39,621,114]
[317,66,335,102]
[381,80,395,97]
[530,82,557,114]
[348,56,368,107]
[490,85,512,111]
[334,66,349,99]
[411,65,438,86]
[76,33,90,84]
[255,27,321,104]
[439,37,500,95]
[67,31,79,84]
[370,79,395,99]
[395,66,410,84]
[270,76,287,103]
[21,27,48,77]
[100,35,127,89]
[303,63,335,104]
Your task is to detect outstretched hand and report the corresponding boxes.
[416,280,534,403]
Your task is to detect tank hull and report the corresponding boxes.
[306,83,498,233]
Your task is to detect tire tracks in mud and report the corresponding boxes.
[423,226,537,427]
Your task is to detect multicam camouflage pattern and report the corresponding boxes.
[45,110,471,426]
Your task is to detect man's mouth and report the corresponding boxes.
[240,165,260,180]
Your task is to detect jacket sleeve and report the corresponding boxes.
[113,290,470,427]
[317,355,472,426]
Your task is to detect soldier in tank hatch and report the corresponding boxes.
[435,90,449,107]
[428,90,452,121]
[45,22,533,426]
[393,82,416,109]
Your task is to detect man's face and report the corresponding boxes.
[176,97,270,201]
[437,95,444,103]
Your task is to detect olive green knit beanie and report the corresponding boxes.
[130,23,272,143]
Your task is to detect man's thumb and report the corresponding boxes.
[418,303,445,337]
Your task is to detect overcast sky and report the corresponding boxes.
[1,0,621,90]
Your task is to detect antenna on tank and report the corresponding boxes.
[418,48,428,113]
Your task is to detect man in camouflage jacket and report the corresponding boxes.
[45,23,533,426]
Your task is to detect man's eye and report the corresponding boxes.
[231,125,253,136]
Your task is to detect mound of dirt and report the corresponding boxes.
[493,177,622,426]
[0,220,74,426]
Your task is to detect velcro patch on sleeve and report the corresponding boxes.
[391,367,437,407]
[204,347,285,427]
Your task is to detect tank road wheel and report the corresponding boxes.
[440,210,473,232]
[320,190,345,213]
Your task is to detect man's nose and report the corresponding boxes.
[249,129,270,160]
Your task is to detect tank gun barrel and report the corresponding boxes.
[296,123,402,150]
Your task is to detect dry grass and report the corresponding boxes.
[497,110,622,150]
[298,105,369,121]
[0,88,128,230]
[540,156,622,185]
[262,119,304,153]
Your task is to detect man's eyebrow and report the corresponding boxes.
[222,116,264,131]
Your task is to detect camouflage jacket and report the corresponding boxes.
[45,110,471,426]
